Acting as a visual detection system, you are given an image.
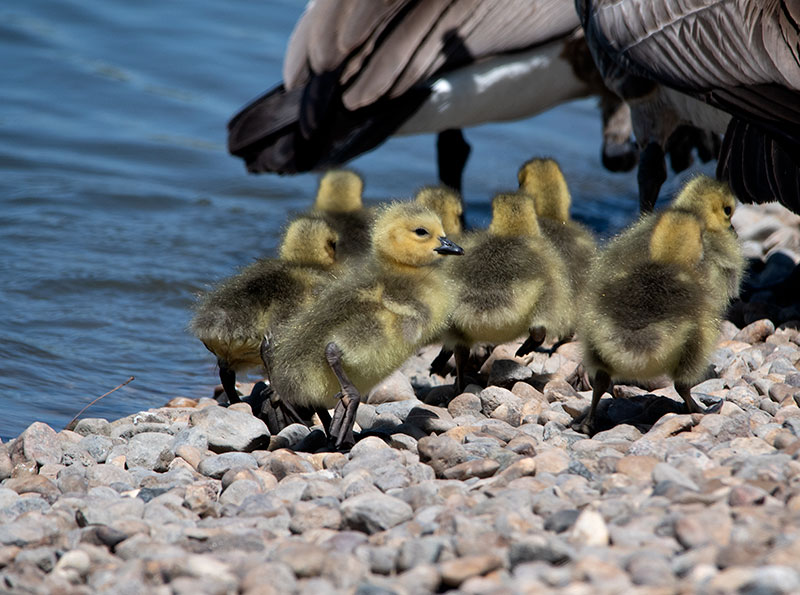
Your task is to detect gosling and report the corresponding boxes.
[268,202,463,449]
[442,191,572,391]
[190,216,339,404]
[577,176,744,434]
[312,169,372,260]
[518,158,597,311]
[415,185,464,238]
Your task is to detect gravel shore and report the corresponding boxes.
[2,203,800,595]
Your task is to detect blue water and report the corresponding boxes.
[0,1,712,441]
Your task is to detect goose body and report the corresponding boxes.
[578,0,800,212]
[190,216,339,403]
[578,176,745,433]
[228,0,638,191]
[269,202,463,448]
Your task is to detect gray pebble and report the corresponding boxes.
[198,452,257,479]
[341,493,413,534]
[189,406,270,453]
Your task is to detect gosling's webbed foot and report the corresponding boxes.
[257,383,314,435]
[325,341,361,451]
[430,347,454,377]
[329,391,359,451]
[573,413,598,437]
[675,381,702,414]
[516,326,547,357]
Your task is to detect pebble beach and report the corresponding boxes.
[2,204,800,595]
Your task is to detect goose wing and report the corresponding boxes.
[228,0,582,173]
[580,0,800,210]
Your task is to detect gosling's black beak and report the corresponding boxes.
[434,236,464,255]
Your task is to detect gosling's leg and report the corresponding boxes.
[516,326,547,357]
[453,343,471,394]
[325,342,360,450]
[437,128,471,200]
[259,332,274,382]
[257,333,315,433]
[637,142,667,213]
[577,369,612,435]
[217,358,241,404]
[430,346,454,377]
[674,381,704,414]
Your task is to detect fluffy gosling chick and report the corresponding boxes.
[269,203,463,449]
[415,185,464,238]
[190,216,339,404]
[518,158,598,303]
[443,191,572,391]
[313,169,372,260]
[578,176,744,434]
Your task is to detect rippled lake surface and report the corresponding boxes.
[0,0,714,440]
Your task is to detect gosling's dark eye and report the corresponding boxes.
[724,206,732,216]
[414,227,429,237]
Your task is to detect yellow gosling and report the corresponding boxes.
[577,175,744,434]
[312,169,373,260]
[190,215,339,404]
[415,185,464,238]
[518,158,598,330]
[269,202,463,449]
[443,191,572,391]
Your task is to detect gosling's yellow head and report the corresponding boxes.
[671,176,736,233]
[488,192,540,237]
[414,186,463,237]
[279,216,338,267]
[372,203,463,268]
[517,157,571,223]
[314,169,364,213]
[650,210,703,267]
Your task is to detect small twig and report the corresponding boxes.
[65,376,135,431]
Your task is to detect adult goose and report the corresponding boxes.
[578,0,800,213]
[227,0,640,193]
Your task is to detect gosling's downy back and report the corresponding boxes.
[518,157,571,223]
[414,185,463,237]
[517,157,597,301]
[488,192,540,237]
[190,215,339,365]
[311,169,372,260]
[670,175,744,300]
[314,169,364,213]
[446,191,571,345]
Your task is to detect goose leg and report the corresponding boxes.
[637,142,667,213]
[577,369,611,436]
[325,342,360,450]
[437,129,471,196]
[217,358,241,404]
[430,346,454,377]
[453,343,471,393]
[516,326,547,357]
